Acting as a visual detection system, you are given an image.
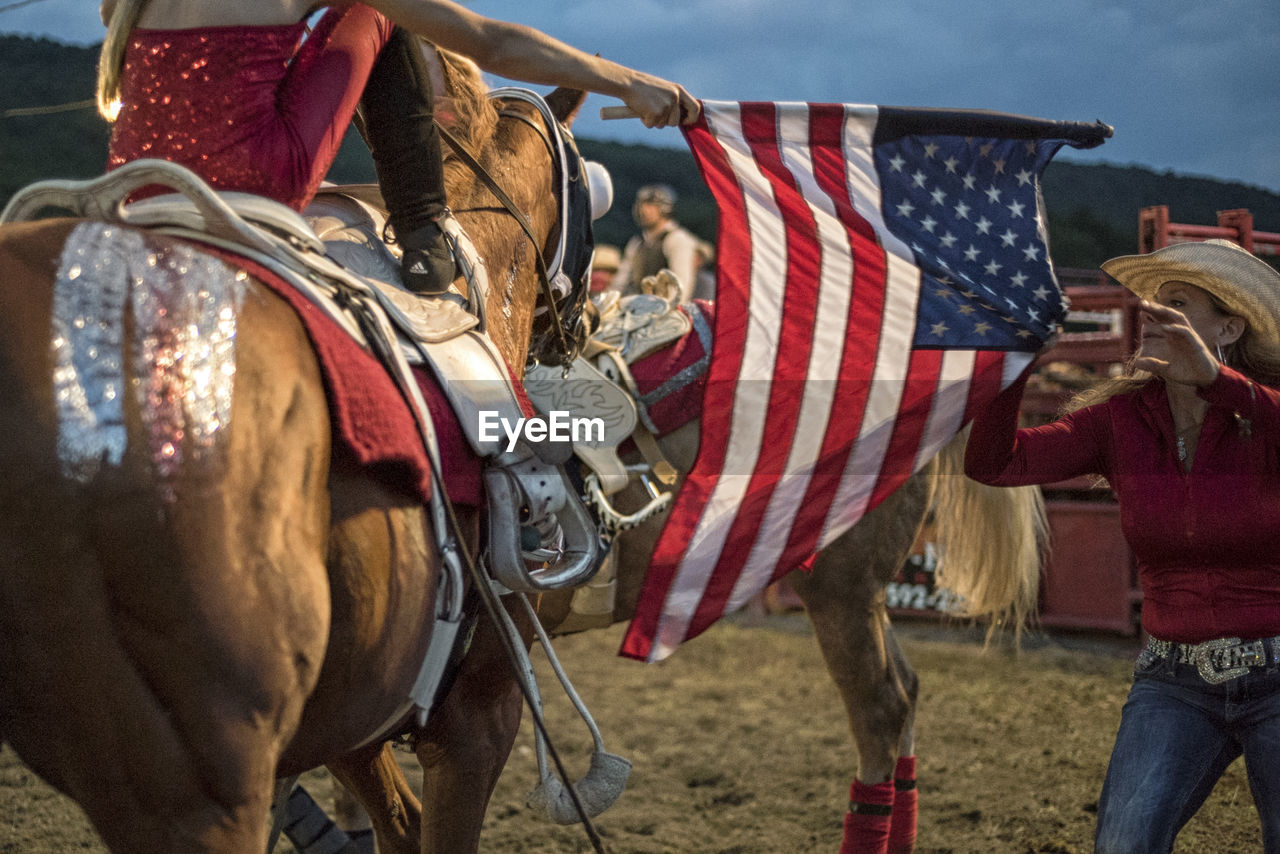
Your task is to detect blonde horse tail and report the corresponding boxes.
[926,425,1048,641]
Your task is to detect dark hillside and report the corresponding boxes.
[0,36,108,199]
[3,34,1278,270]
[1043,160,1280,266]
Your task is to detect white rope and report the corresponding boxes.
[517,592,609,752]
[2,99,97,118]
[0,0,54,14]
[484,587,631,823]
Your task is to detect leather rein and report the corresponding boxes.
[434,96,579,366]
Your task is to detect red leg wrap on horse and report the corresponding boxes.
[888,755,918,854]
[840,779,894,854]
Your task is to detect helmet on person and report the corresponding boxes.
[633,184,676,218]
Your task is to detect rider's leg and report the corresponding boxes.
[360,27,457,294]
[272,6,394,209]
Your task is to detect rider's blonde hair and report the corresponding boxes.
[96,0,148,120]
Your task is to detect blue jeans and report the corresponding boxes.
[1094,645,1280,853]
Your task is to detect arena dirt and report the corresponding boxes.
[0,616,1262,853]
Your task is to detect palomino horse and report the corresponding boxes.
[328,379,1046,851]
[545,419,1046,831]
[0,53,592,852]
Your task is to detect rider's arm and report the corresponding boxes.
[365,0,699,127]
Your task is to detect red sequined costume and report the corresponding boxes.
[107,6,393,211]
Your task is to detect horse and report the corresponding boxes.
[323,337,1048,851]
[0,49,592,853]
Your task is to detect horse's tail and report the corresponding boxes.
[926,426,1047,637]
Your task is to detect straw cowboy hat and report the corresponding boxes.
[1102,239,1280,346]
[592,244,621,273]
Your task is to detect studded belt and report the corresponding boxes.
[1145,634,1280,685]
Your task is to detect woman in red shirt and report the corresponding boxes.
[97,0,698,292]
[965,239,1280,852]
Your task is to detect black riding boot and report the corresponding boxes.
[360,27,456,294]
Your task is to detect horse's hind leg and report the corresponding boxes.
[790,475,928,854]
[413,594,531,854]
[0,235,333,852]
[0,427,292,848]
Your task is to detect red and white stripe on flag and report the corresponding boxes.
[620,101,1035,661]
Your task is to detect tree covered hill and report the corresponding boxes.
[1,36,106,199]
[4,34,1278,271]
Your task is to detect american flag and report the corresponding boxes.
[620,100,1109,661]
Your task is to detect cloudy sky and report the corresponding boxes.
[4,0,1278,192]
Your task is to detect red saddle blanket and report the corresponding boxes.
[626,299,715,436]
[222,251,484,506]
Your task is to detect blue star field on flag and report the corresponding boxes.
[875,134,1067,350]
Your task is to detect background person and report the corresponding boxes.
[691,235,716,301]
[97,0,698,292]
[590,244,621,293]
[964,239,1280,853]
[609,184,702,302]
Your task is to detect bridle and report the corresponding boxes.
[435,87,595,367]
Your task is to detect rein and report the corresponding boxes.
[498,108,558,163]
[435,114,578,366]
[430,95,606,850]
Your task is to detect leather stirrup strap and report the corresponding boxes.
[630,426,677,486]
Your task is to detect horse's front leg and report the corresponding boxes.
[794,567,918,854]
[412,589,531,853]
[791,477,927,854]
[883,622,919,854]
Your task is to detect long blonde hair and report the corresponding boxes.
[96,0,148,120]
[428,46,498,156]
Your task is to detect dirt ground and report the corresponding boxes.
[0,615,1265,853]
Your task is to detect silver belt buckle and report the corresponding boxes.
[1193,637,1254,684]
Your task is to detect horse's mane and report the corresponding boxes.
[426,46,499,161]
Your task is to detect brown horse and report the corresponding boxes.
[327,402,1046,851]
[0,54,589,852]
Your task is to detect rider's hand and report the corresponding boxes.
[623,75,700,128]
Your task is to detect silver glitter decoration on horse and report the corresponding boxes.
[51,222,246,498]
[51,225,132,480]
